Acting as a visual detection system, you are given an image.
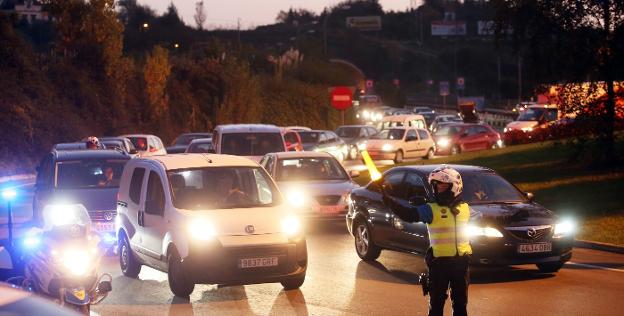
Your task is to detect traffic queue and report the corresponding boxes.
[0,112,576,314]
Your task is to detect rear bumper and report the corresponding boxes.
[183,238,307,285]
[470,236,574,266]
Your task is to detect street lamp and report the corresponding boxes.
[174,43,179,48]
[142,22,149,29]
[2,188,17,245]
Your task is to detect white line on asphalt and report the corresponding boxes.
[566,261,624,273]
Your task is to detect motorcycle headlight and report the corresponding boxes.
[188,218,217,241]
[553,219,575,238]
[465,224,504,238]
[381,144,393,151]
[62,249,93,276]
[281,216,302,237]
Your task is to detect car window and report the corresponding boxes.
[406,129,417,141]
[403,172,427,199]
[283,131,299,145]
[476,126,488,134]
[221,133,285,156]
[366,127,378,136]
[546,109,558,121]
[318,133,327,144]
[148,137,156,149]
[36,155,53,188]
[129,167,146,204]
[417,129,429,140]
[461,172,526,204]
[382,171,406,198]
[55,159,127,189]
[265,155,275,174]
[467,126,479,136]
[276,157,348,181]
[186,141,214,153]
[326,132,337,143]
[359,128,367,137]
[145,171,165,216]
[299,132,319,143]
[336,127,360,138]
[129,137,148,151]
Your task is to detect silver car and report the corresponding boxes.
[259,151,359,219]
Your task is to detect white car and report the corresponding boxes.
[120,134,167,157]
[115,154,307,297]
[260,151,360,219]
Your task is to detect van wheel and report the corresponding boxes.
[354,219,381,261]
[119,234,141,278]
[424,148,434,160]
[281,274,306,290]
[451,145,461,156]
[168,248,195,297]
[393,150,404,164]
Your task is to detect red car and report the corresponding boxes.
[432,123,502,155]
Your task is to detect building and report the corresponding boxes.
[1,0,50,23]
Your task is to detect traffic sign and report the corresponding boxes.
[457,77,465,90]
[439,81,450,96]
[365,80,374,89]
[330,86,353,111]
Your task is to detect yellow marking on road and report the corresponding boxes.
[360,150,381,181]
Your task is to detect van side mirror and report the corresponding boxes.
[525,192,534,202]
[408,196,427,206]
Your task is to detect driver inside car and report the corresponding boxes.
[216,172,249,205]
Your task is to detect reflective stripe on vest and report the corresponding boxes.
[427,203,473,257]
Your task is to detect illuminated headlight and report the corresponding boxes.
[62,249,93,276]
[356,114,360,118]
[465,224,503,238]
[553,219,575,238]
[363,111,370,119]
[381,144,394,151]
[437,138,450,148]
[188,218,217,240]
[281,216,302,237]
[503,127,509,133]
[45,204,78,226]
[357,142,367,150]
[496,139,503,148]
[286,190,307,208]
[521,127,533,132]
[375,113,383,120]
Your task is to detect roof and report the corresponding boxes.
[119,134,158,138]
[99,137,129,142]
[273,151,334,159]
[177,132,212,137]
[188,138,213,144]
[53,149,131,161]
[336,125,371,128]
[382,114,425,120]
[215,124,280,133]
[143,153,258,170]
[390,164,494,175]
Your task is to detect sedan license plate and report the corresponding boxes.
[518,242,552,254]
[94,222,115,232]
[239,257,278,268]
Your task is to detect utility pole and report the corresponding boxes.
[237,18,241,52]
[517,56,522,104]
[323,15,328,55]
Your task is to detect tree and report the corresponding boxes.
[194,1,207,30]
[144,46,171,119]
[493,0,624,162]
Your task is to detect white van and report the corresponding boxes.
[378,114,427,131]
[213,124,287,162]
[116,154,307,297]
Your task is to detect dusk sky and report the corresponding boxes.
[138,0,416,29]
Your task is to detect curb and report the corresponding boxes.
[574,239,624,254]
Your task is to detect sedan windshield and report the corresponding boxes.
[56,159,128,189]
[335,127,359,138]
[373,129,405,140]
[517,108,545,121]
[461,172,526,204]
[276,157,349,181]
[221,133,284,156]
[174,134,211,145]
[168,167,280,210]
[434,126,461,136]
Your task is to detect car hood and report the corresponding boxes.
[470,202,555,227]
[48,188,118,212]
[505,121,538,131]
[277,180,359,196]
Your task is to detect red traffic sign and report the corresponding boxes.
[330,86,353,111]
[365,80,374,88]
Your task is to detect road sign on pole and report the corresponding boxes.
[330,86,353,111]
[439,81,450,96]
[457,77,465,90]
[365,80,374,90]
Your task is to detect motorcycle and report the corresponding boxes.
[9,204,112,314]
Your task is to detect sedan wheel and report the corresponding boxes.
[393,150,404,164]
[354,221,381,261]
[425,148,434,160]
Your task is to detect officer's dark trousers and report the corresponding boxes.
[427,255,470,316]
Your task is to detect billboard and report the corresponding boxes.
[431,21,466,36]
[346,16,382,31]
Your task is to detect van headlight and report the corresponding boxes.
[281,216,302,237]
[553,219,575,238]
[465,224,503,238]
[188,218,217,240]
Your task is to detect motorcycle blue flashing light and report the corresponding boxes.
[1,188,17,201]
[23,236,41,248]
[102,233,117,245]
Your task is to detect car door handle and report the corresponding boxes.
[138,211,145,227]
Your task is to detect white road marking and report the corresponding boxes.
[566,261,624,273]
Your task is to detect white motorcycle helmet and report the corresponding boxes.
[428,165,463,198]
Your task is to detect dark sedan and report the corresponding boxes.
[346,165,574,272]
[166,132,212,153]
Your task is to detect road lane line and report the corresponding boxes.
[566,261,624,273]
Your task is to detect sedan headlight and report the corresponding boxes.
[553,219,575,238]
[188,218,217,240]
[465,224,504,238]
[363,110,370,119]
[61,249,93,276]
[357,142,367,150]
[381,144,394,151]
[286,190,307,208]
[521,127,533,132]
[437,138,450,148]
[503,127,509,133]
[281,216,302,237]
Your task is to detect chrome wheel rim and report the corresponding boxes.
[355,224,369,255]
[121,243,129,269]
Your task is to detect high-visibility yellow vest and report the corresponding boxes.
[427,203,473,257]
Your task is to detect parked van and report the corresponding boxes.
[213,124,287,162]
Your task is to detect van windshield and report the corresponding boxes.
[168,167,280,210]
[373,129,405,140]
[221,133,285,156]
[56,159,128,189]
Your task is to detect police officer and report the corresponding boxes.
[383,165,471,316]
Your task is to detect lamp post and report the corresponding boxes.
[2,188,17,246]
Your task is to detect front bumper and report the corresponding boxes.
[470,236,574,266]
[183,238,307,285]
[367,150,396,160]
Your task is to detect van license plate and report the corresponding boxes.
[517,243,552,253]
[239,257,278,268]
[94,222,115,232]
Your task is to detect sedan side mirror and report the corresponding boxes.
[408,195,427,206]
[129,149,138,155]
[349,170,360,178]
[525,192,534,202]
